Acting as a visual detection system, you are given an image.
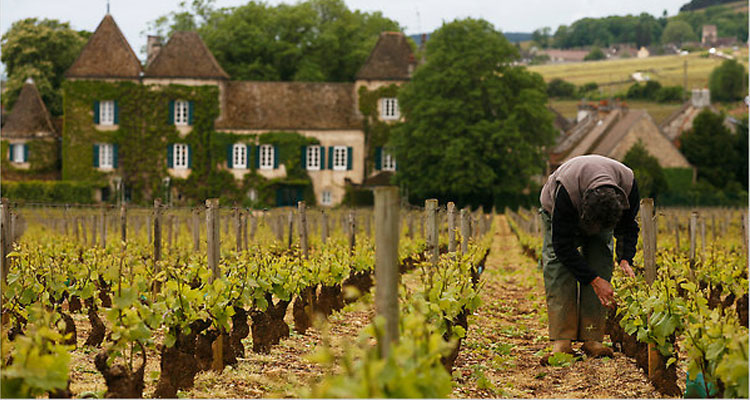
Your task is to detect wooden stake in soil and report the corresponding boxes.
[298,202,308,259]
[250,212,257,241]
[0,198,10,284]
[91,214,97,247]
[206,199,220,281]
[447,202,457,253]
[242,211,248,251]
[460,208,471,255]
[120,204,127,243]
[374,187,400,357]
[348,210,356,252]
[640,199,661,382]
[689,211,698,270]
[153,199,163,271]
[234,207,242,252]
[321,210,328,244]
[287,210,294,248]
[192,208,200,252]
[425,199,439,266]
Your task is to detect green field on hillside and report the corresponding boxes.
[549,99,685,125]
[529,48,749,95]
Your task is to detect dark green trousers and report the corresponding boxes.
[540,209,613,342]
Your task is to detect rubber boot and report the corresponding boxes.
[552,339,574,354]
[582,341,614,358]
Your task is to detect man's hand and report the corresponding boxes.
[591,276,616,309]
[619,259,636,278]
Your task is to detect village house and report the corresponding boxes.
[7,13,414,206]
[548,100,692,177]
[1,78,61,181]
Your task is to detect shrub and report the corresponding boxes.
[584,46,606,61]
[1,181,99,204]
[547,78,577,98]
[709,59,748,102]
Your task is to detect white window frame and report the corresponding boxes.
[332,146,347,171]
[232,143,247,169]
[306,146,321,171]
[10,144,24,163]
[173,143,188,169]
[381,98,400,120]
[259,144,274,170]
[100,100,115,126]
[382,149,396,171]
[98,143,114,169]
[321,190,332,206]
[174,100,189,126]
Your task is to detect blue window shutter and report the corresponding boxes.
[300,146,307,169]
[23,144,29,162]
[93,101,100,124]
[227,145,234,169]
[168,100,175,124]
[113,100,119,124]
[254,145,260,169]
[113,144,119,168]
[93,144,100,167]
[187,145,193,168]
[328,147,334,169]
[167,144,174,168]
[346,147,353,170]
[273,145,279,169]
[375,147,382,171]
[188,101,194,125]
[320,145,325,168]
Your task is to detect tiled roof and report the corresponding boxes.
[65,15,142,79]
[144,31,229,79]
[3,80,56,138]
[356,32,415,81]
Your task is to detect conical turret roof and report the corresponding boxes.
[3,79,56,138]
[356,32,415,81]
[65,14,142,79]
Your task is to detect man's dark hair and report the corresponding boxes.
[580,186,627,233]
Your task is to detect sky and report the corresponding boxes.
[1,0,689,64]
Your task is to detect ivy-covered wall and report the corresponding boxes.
[1,139,60,181]
[63,80,320,206]
[357,84,400,176]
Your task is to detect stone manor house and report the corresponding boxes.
[1,13,414,207]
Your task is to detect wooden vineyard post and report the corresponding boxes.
[348,210,356,252]
[91,214,97,247]
[447,202,457,253]
[426,199,439,266]
[120,204,127,244]
[63,205,70,236]
[80,216,88,245]
[407,212,414,239]
[153,199,163,274]
[250,212,257,241]
[206,199,220,280]
[742,212,748,258]
[640,199,661,381]
[71,207,79,242]
[146,213,152,244]
[98,205,106,248]
[242,211,248,251]
[673,217,680,252]
[1,198,10,284]
[192,208,200,252]
[374,187,400,357]
[688,211,698,282]
[298,202,308,258]
[206,199,225,372]
[700,218,706,256]
[234,206,242,252]
[461,208,471,255]
[321,210,328,244]
[365,211,372,238]
[287,210,294,248]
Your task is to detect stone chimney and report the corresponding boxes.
[691,88,710,108]
[147,35,163,66]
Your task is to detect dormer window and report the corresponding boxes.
[174,100,190,126]
[381,98,399,120]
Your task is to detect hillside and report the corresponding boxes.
[680,0,746,12]
[528,47,749,95]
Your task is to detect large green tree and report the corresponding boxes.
[391,18,556,207]
[147,0,400,82]
[622,140,668,199]
[660,20,697,44]
[1,18,89,115]
[708,59,747,102]
[680,109,739,188]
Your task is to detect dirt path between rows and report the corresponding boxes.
[451,215,668,398]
